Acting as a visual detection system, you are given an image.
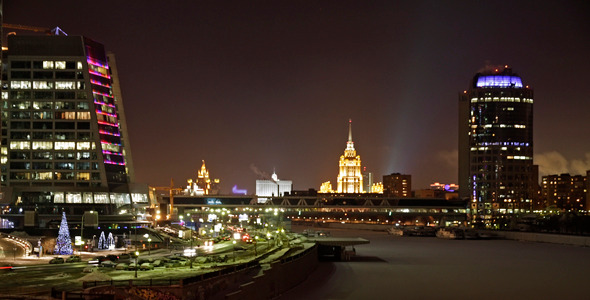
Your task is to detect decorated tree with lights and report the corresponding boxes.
[98,231,106,250]
[53,212,73,255]
[107,232,115,250]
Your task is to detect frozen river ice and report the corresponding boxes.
[281,227,590,300]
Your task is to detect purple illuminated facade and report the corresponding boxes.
[0,35,146,220]
[459,66,536,227]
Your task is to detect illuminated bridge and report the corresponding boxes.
[165,195,468,226]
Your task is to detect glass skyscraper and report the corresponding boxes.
[0,34,147,225]
[459,66,535,226]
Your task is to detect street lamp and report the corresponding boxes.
[134,251,139,278]
[143,234,150,256]
[232,240,237,262]
[190,227,193,269]
[254,236,258,256]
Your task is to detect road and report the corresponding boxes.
[280,227,590,300]
[0,238,273,296]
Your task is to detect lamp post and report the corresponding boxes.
[190,227,193,269]
[142,233,151,256]
[254,236,258,256]
[80,212,84,253]
[232,240,237,262]
[134,251,139,278]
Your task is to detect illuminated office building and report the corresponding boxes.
[540,173,587,211]
[458,66,535,225]
[336,120,363,193]
[256,172,292,202]
[0,34,147,221]
[383,173,411,197]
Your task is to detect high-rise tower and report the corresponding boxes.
[459,66,535,226]
[337,119,363,193]
[0,34,146,219]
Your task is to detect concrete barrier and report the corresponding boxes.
[481,230,590,247]
[225,245,319,300]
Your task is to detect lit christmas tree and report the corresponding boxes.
[98,231,106,250]
[107,232,115,250]
[54,212,73,255]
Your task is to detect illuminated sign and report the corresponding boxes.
[239,214,248,221]
[232,185,248,195]
[476,75,523,88]
[206,199,222,205]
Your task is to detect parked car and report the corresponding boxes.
[106,254,119,262]
[49,257,65,264]
[115,263,128,270]
[100,260,116,268]
[127,262,138,270]
[94,256,109,263]
[66,255,81,263]
[139,263,154,271]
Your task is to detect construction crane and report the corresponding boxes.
[150,179,183,220]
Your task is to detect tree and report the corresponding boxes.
[54,212,73,255]
[98,231,106,250]
[107,232,115,250]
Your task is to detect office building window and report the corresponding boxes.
[55,142,76,150]
[10,141,30,150]
[33,81,53,89]
[10,81,31,89]
[32,141,53,150]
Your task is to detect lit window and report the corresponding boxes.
[1,147,6,155]
[77,172,90,181]
[56,111,76,119]
[94,193,110,204]
[34,172,53,180]
[66,192,82,203]
[55,142,76,150]
[12,101,31,109]
[102,143,120,153]
[77,62,83,70]
[10,141,30,150]
[43,61,54,69]
[33,81,54,89]
[33,111,53,119]
[77,112,91,119]
[55,81,76,89]
[32,141,53,150]
[2,92,8,99]
[83,193,93,203]
[55,61,66,70]
[77,142,91,150]
[53,192,65,203]
[10,81,31,89]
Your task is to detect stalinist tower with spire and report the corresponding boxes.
[337,120,364,193]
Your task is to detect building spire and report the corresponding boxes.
[345,119,355,153]
[348,119,353,142]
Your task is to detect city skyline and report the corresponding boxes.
[5,1,590,193]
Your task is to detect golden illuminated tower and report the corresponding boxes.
[337,120,364,193]
[197,160,211,195]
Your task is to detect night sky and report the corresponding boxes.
[5,1,590,193]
